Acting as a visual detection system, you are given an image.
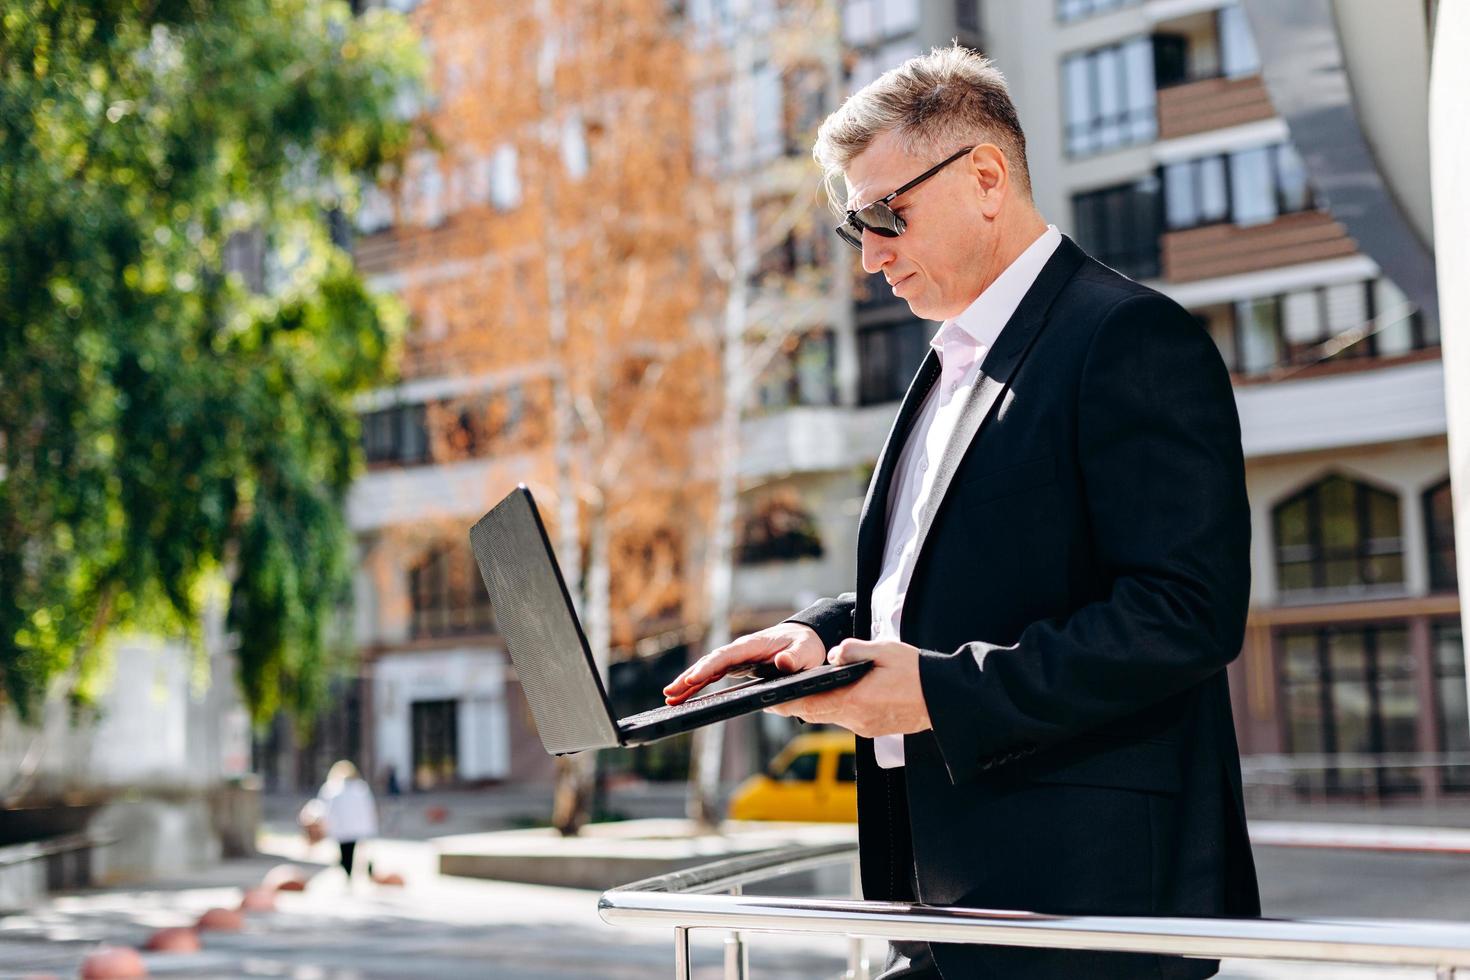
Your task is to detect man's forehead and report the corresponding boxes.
[843,134,919,210]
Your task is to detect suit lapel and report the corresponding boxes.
[900,237,1087,592]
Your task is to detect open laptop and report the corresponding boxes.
[468,485,873,755]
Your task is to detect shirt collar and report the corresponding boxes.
[930,224,1062,356]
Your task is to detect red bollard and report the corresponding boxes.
[78,946,148,978]
[262,863,309,892]
[143,927,200,953]
[238,887,276,913]
[195,907,244,932]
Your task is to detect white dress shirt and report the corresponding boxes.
[870,224,1062,769]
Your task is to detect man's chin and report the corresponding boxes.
[904,299,940,321]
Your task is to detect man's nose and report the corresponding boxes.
[860,231,893,275]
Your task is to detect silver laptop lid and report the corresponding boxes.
[468,486,622,755]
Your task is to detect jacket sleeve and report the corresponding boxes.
[917,292,1251,784]
[784,592,858,651]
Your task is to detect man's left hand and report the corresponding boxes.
[766,638,932,738]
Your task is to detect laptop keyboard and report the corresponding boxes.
[622,681,769,727]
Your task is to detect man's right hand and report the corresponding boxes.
[662,622,826,705]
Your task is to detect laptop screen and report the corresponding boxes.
[468,487,622,755]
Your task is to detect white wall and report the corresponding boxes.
[1,633,247,798]
[1429,0,1470,711]
[1235,359,1446,459]
[371,647,510,783]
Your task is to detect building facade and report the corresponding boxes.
[331,0,1463,802]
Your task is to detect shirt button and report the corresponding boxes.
[919,459,928,472]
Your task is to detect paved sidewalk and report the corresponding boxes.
[0,836,854,978]
[2,809,1468,978]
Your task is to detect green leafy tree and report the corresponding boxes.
[0,0,425,724]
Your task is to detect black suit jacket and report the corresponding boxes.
[787,236,1260,979]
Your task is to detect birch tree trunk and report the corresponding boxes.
[537,0,598,837]
[687,0,758,829]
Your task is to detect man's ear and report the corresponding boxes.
[970,143,1008,218]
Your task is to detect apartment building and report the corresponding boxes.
[312,0,1460,801]
[728,0,1461,801]
[292,0,722,794]
[989,0,1457,800]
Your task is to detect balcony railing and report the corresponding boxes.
[600,841,1470,980]
[1156,73,1275,141]
[1162,210,1357,283]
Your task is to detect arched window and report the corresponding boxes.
[409,543,495,638]
[1273,474,1404,597]
[1423,479,1458,592]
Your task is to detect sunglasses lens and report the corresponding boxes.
[835,223,863,251]
[858,203,903,237]
[836,203,905,250]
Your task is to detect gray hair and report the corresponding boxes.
[813,45,1032,212]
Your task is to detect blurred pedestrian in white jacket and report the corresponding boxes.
[316,760,378,879]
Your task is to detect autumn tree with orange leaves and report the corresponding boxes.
[357,0,842,834]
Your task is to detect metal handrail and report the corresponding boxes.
[598,841,1470,979]
[1241,751,1470,772]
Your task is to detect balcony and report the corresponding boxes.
[347,453,540,532]
[1157,73,1276,141]
[1234,358,1445,459]
[738,404,893,481]
[1162,210,1358,283]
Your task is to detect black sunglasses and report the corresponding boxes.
[835,146,975,251]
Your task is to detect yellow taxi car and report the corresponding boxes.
[727,730,857,822]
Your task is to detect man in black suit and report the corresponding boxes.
[664,45,1259,979]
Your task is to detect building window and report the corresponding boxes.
[955,0,981,34]
[1057,0,1138,22]
[1279,624,1420,795]
[1153,4,1260,87]
[1071,175,1161,280]
[409,543,496,638]
[1228,143,1311,227]
[1425,479,1458,592]
[1374,277,1437,355]
[857,317,929,405]
[1273,474,1405,599]
[753,62,785,162]
[843,0,921,48]
[783,65,829,155]
[756,330,836,411]
[848,37,923,93]
[1201,278,1432,377]
[1162,155,1229,230]
[490,145,520,211]
[561,115,589,180]
[1432,621,1470,791]
[1216,3,1260,77]
[1235,294,1281,375]
[1061,37,1156,157]
[755,197,829,283]
[361,403,430,466]
[410,699,459,790]
[1163,144,1314,231]
[692,84,731,172]
[738,488,825,564]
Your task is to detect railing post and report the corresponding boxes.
[724,884,748,979]
[674,925,692,980]
[847,853,869,980]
